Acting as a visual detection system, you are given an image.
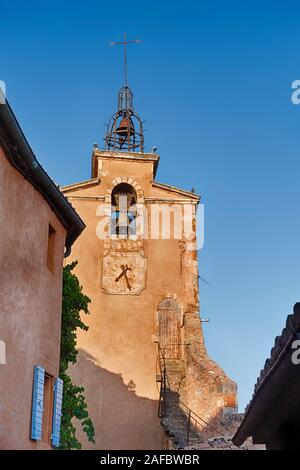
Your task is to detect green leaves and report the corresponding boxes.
[58,262,95,449]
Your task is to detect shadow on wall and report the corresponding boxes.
[69,350,164,450]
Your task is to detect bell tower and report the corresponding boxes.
[61,40,237,449]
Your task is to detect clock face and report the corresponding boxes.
[102,251,147,295]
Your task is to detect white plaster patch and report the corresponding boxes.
[0,340,6,364]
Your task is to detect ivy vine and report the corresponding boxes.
[58,261,95,449]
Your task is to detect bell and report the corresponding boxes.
[114,192,134,210]
[116,116,135,137]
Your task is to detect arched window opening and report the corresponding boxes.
[111,183,137,237]
[157,298,182,359]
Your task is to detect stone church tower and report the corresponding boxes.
[62,84,237,449]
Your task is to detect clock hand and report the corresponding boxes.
[115,271,124,282]
[124,272,132,290]
[115,264,126,282]
[115,264,133,290]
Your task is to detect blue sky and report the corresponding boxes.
[1,0,300,411]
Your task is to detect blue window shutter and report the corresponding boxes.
[51,377,63,448]
[31,366,45,441]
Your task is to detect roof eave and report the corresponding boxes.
[233,303,300,446]
[0,98,85,251]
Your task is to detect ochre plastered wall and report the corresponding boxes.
[63,150,236,449]
[0,147,66,450]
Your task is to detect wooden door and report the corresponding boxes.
[158,298,181,359]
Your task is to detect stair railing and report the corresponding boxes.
[156,342,226,446]
[156,343,167,418]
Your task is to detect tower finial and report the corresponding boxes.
[105,35,144,153]
[110,33,141,87]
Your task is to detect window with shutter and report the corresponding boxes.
[42,373,54,443]
[51,377,63,448]
[31,366,45,441]
[47,224,56,273]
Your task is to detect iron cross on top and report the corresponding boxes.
[110,33,141,86]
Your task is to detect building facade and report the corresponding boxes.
[62,85,237,449]
[0,98,84,449]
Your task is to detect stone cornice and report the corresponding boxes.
[91,149,159,178]
[61,177,100,193]
[152,181,200,201]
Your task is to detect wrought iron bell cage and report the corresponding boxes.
[105,86,144,152]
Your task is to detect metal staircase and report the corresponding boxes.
[156,344,226,448]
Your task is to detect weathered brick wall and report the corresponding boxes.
[181,219,237,431]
